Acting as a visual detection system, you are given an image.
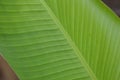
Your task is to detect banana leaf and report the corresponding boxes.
[0,0,120,80]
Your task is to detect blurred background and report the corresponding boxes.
[103,0,120,17]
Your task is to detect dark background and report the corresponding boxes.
[103,0,120,17]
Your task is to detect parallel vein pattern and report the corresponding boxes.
[0,0,93,80]
[45,0,120,80]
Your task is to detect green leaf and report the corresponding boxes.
[0,0,120,80]
[45,0,120,80]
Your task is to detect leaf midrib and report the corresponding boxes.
[41,0,98,80]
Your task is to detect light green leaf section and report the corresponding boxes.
[45,0,120,80]
[0,0,120,80]
[0,0,96,80]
